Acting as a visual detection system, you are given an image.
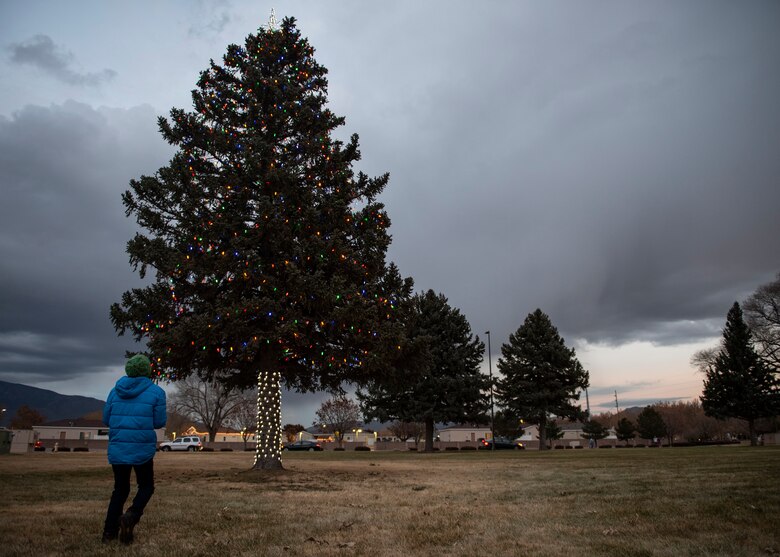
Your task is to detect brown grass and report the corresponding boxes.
[1,446,779,556]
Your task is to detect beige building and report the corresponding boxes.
[33,418,165,449]
[437,425,492,443]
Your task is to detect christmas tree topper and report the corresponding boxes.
[266,8,278,31]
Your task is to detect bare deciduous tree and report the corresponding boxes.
[655,401,697,446]
[315,396,361,448]
[164,410,192,439]
[223,388,257,450]
[690,347,720,374]
[9,405,46,429]
[743,272,780,370]
[282,424,306,443]
[169,375,248,443]
[388,421,424,444]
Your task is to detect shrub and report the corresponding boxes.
[220,448,233,452]
[201,447,214,452]
[554,446,564,450]
[73,447,89,452]
[460,445,476,451]
[445,447,460,451]
[408,447,417,451]
[599,445,612,449]
[354,446,371,451]
[56,447,71,452]
[334,447,346,451]
[33,447,45,452]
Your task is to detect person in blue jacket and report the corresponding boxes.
[102,354,166,544]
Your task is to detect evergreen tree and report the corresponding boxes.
[493,409,525,440]
[636,406,667,444]
[614,417,636,446]
[702,302,780,445]
[359,290,489,451]
[110,17,403,469]
[495,309,589,451]
[544,421,564,448]
[581,419,608,447]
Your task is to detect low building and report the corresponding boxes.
[518,422,618,449]
[437,424,492,443]
[35,418,165,450]
[36,418,110,443]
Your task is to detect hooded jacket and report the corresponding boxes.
[103,376,167,465]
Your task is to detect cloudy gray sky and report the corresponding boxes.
[1,1,778,424]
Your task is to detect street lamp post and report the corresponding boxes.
[485,331,495,451]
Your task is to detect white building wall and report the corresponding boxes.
[438,428,491,442]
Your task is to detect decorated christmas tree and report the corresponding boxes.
[111,15,403,469]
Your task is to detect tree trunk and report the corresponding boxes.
[424,417,435,452]
[252,370,283,470]
[748,419,757,446]
[537,414,548,451]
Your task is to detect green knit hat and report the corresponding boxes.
[125,354,152,378]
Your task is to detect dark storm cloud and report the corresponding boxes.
[0,100,336,421]
[1,2,779,411]
[8,35,116,86]
[0,101,171,383]
[319,2,780,348]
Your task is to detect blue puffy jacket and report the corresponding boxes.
[103,376,167,465]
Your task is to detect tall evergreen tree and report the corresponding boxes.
[110,17,404,469]
[359,290,489,451]
[544,421,564,448]
[614,417,636,446]
[636,406,667,444]
[492,409,525,440]
[495,309,589,451]
[701,302,780,445]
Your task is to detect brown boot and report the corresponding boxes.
[101,531,117,544]
[119,511,138,544]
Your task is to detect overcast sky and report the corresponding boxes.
[1,1,778,425]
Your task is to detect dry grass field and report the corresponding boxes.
[1,445,779,557]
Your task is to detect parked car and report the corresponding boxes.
[159,436,203,452]
[282,440,323,452]
[479,438,525,450]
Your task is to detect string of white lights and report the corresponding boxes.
[254,369,282,468]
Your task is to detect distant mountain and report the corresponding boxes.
[0,380,105,425]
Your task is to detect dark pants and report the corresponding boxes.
[104,458,155,535]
